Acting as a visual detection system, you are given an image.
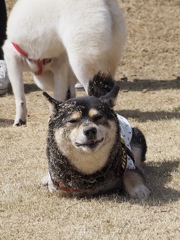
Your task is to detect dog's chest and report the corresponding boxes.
[75,178,123,196]
[53,169,123,196]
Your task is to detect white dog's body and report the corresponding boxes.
[3,0,126,126]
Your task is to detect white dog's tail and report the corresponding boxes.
[88,72,116,97]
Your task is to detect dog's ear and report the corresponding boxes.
[43,92,61,115]
[100,85,120,108]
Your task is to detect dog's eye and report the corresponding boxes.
[92,115,103,122]
[67,119,79,124]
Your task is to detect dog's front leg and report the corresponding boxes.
[3,40,27,126]
[123,170,150,199]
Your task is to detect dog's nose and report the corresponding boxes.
[83,126,97,138]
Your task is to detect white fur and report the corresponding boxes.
[41,172,58,193]
[3,0,126,126]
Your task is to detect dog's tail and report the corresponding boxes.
[130,127,147,168]
[88,72,115,97]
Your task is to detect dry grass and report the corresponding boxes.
[0,0,180,239]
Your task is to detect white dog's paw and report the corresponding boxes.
[13,104,27,126]
[129,184,150,199]
[41,174,58,193]
[13,119,26,126]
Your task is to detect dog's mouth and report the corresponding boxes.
[75,138,104,149]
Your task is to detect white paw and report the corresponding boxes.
[41,174,50,186]
[130,184,150,199]
[13,119,26,126]
[41,174,58,193]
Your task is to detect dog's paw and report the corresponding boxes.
[13,119,26,126]
[41,175,49,186]
[129,184,150,199]
[41,174,58,193]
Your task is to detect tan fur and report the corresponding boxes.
[69,112,82,121]
[88,109,99,118]
[54,121,117,174]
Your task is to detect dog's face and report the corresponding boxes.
[44,86,120,174]
[68,108,108,153]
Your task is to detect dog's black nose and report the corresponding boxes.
[83,126,97,138]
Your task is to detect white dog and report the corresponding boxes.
[3,0,126,126]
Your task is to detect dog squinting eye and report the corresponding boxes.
[92,115,103,122]
[67,119,79,124]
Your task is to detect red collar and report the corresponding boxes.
[11,42,51,75]
[56,181,82,193]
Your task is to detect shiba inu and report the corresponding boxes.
[42,76,150,199]
[3,0,126,126]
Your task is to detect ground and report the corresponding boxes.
[0,0,180,239]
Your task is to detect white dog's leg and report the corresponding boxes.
[67,51,96,94]
[52,56,73,101]
[3,40,27,126]
[67,65,77,99]
[33,71,54,92]
[33,60,76,101]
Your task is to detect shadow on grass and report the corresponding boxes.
[103,160,180,206]
[143,160,180,204]
[24,83,41,94]
[0,118,14,127]
[3,101,179,128]
[116,77,180,91]
[6,83,41,95]
[117,109,180,122]
[74,160,179,207]
[6,77,180,96]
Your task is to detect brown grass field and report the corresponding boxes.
[0,0,180,239]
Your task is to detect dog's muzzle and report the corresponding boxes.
[74,125,104,150]
[83,126,97,139]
